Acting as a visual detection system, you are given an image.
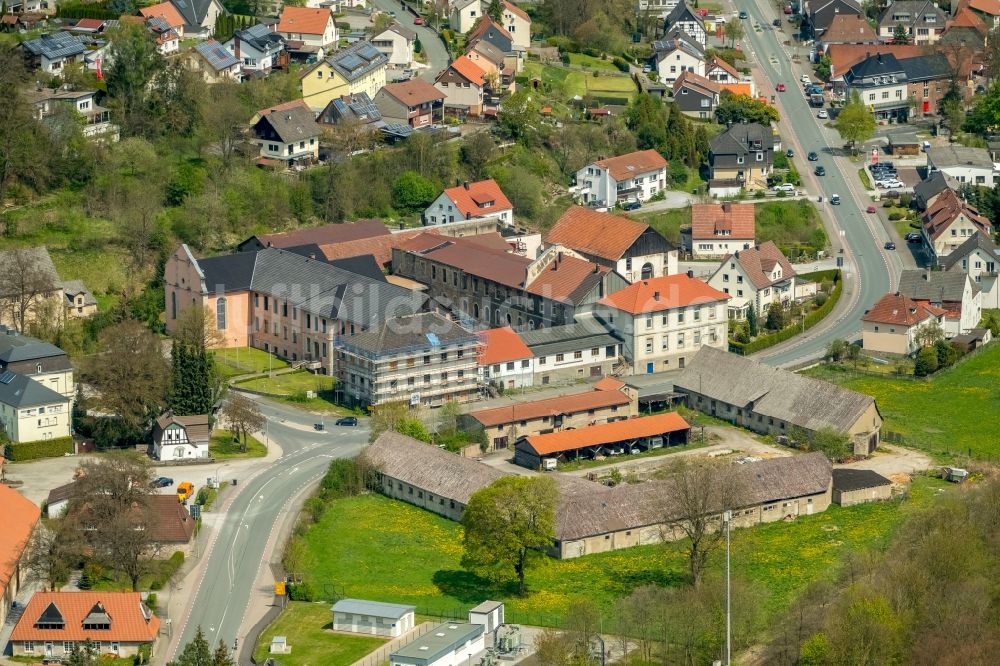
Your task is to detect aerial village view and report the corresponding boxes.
[0,0,998,664]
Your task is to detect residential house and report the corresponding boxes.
[164,244,426,373]
[60,280,97,318]
[545,206,678,281]
[371,23,415,66]
[689,202,755,258]
[927,144,996,186]
[19,32,85,76]
[301,40,388,112]
[818,14,878,51]
[942,5,989,49]
[0,247,65,334]
[913,170,958,210]
[897,269,982,335]
[25,87,119,143]
[639,0,683,17]
[826,43,924,83]
[662,1,706,47]
[5,0,54,15]
[574,149,668,207]
[672,70,720,118]
[466,38,506,80]
[675,345,883,455]
[708,122,775,195]
[653,34,705,83]
[147,18,181,55]
[374,79,444,128]
[877,0,946,44]
[168,0,226,38]
[0,371,72,444]
[392,233,628,331]
[277,6,338,61]
[10,592,158,659]
[802,0,863,40]
[466,16,516,57]
[943,233,1000,308]
[187,39,240,83]
[832,469,892,506]
[237,217,389,253]
[519,321,627,384]
[390,623,485,666]
[844,52,908,120]
[336,312,479,408]
[450,0,483,34]
[902,53,953,118]
[251,102,322,166]
[139,1,185,37]
[707,241,797,319]
[0,327,75,399]
[705,55,742,85]
[963,0,1000,29]
[921,188,993,264]
[595,275,730,374]
[0,486,39,629]
[501,1,531,51]
[434,55,487,116]
[224,23,286,78]
[861,291,948,354]
[317,91,384,129]
[147,495,196,548]
[465,381,636,451]
[476,326,534,391]
[152,411,210,461]
[423,179,513,226]
[331,600,416,638]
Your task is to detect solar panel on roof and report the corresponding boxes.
[357,43,380,60]
[426,333,440,346]
[339,53,364,70]
[0,371,15,384]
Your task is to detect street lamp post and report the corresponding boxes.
[723,509,732,666]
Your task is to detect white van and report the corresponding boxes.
[542,458,557,471]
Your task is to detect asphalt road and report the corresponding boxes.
[168,396,368,661]
[370,0,450,82]
[738,0,902,366]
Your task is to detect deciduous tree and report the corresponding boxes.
[391,170,437,212]
[462,476,558,594]
[25,521,82,591]
[724,18,745,48]
[715,91,780,126]
[0,247,59,333]
[105,24,166,137]
[220,391,265,451]
[834,90,877,152]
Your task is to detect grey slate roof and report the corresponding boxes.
[0,247,61,298]
[331,599,414,619]
[380,22,416,41]
[913,171,955,209]
[0,371,68,408]
[941,233,1000,271]
[653,34,705,60]
[318,92,382,125]
[61,280,97,307]
[898,53,951,82]
[710,123,774,169]
[235,23,284,51]
[832,468,891,492]
[673,346,878,434]
[877,0,946,30]
[664,1,704,30]
[194,39,238,71]
[928,144,994,170]
[897,269,979,301]
[21,32,85,59]
[364,431,504,505]
[171,0,218,28]
[197,252,256,293]
[519,320,623,358]
[337,312,476,356]
[325,40,387,83]
[845,52,904,86]
[0,328,67,364]
[258,104,320,143]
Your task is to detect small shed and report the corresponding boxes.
[832,468,892,506]
[888,133,921,156]
[942,467,969,483]
[45,481,76,519]
[332,599,416,638]
[269,636,290,654]
[468,601,504,633]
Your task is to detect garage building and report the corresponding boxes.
[832,468,892,506]
[331,599,416,638]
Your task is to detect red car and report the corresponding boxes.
[866,205,877,213]
[784,5,793,14]
[776,83,786,92]
[414,17,424,25]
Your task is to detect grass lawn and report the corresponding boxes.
[90,552,185,593]
[237,371,347,414]
[295,479,945,626]
[209,429,267,459]
[214,347,289,378]
[523,62,636,103]
[566,52,618,71]
[858,168,872,189]
[756,199,828,258]
[633,207,691,245]
[803,342,1000,459]
[253,601,386,666]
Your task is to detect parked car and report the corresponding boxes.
[807,151,819,161]
[786,148,794,157]
[773,18,781,26]
[784,4,794,13]
[880,180,905,189]
[906,232,922,242]
[335,416,358,426]
[884,241,896,250]
[817,109,829,119]
[772,182,795,191]
[885,190,902,198]
[151,477,174,489]
[830,194,841,205]
[622,199,642,211]
[814,165,826,176]
[177,481,194,502]
[739,10,749,18]
[642,64,652,73]
[414,17,424,25]
[776,83,786,92]
[867,205,877,213]
[800,74,811,83]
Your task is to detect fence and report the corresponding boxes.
[349,622,436,666]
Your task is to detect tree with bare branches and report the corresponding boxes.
[0,247,60,332]
[25,521,83,591]
[220,391,265,452]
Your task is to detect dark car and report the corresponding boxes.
[814,165,826,176]
[151,477,174,488]
[885,190,902,198]
[335,416,358,426]
[786,148,794,157]
[622,199,642,211]
[739,10,749,18]
[884,241,896,250]
[773,18,781,26]
[807,151,818,161]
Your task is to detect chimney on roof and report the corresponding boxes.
[267,241,273,248]
[463,181,470,190]
[309,252,316,260]
[877,53,883,64]
[654,291,661,301]
[687,269,694,278]
[925,267,931,281]
[722,202,731,213]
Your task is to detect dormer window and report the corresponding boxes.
[35,603,65,630]
[82,602,112,631]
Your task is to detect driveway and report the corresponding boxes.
[838,443,932,479]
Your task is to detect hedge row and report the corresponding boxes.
[730,271,843,355]
[4,436,75,461]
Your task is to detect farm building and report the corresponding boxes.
[832,469,892,506]
[331,599,415,638]
[390,622,485,666]
[673,347,882,456]
[513,412,690,469]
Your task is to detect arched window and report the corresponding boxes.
[171,292,177,320]
[216,297,227,331]
[473,303,480,318]
[641,263,654,280]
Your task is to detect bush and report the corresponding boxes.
[145,593,157,610]
[4,436,74,461]
[888,212,903,221]
[288,581,317,601]
[612,56,630,72]
[883,199,894,208]
[915,346,939,376]
[669,161,689,185]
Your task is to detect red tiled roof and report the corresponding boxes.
[74,18,106,30]
[707,55,740,79]
[674,70,721,95]
[862,292,947,326]
[251,219,389,249]
[139,2,184,30]
[545,206,650,261]
[502,0,530,21]
[469,388,631,428]
[320,229,424,267]
[729,241,797,290]
[522,412,689,455]
[719,82,754,97]
[594,149,667,182]
[477,326,533,365]
[11,592,159,643]
[592,376,626,392]
[381,78,445,106]
[148,495,196,544]
[828,44,924,77]
[691,203,756,241]
[923,189,993,240]
[441,179,512,218]
[821,14,877,43]
[447,55,486,86]
[599,274,730,314]
[969,0,1000,14]
[277,6,332,35]
[526,253,609,302]
[949,6,989,34]
[0,486,39,600]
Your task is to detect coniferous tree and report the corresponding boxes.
[747,303,759,338]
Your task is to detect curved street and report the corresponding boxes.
[370,0,450,82]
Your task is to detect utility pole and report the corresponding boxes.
[723,509,732,666]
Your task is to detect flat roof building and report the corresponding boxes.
[390,622,485,666]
